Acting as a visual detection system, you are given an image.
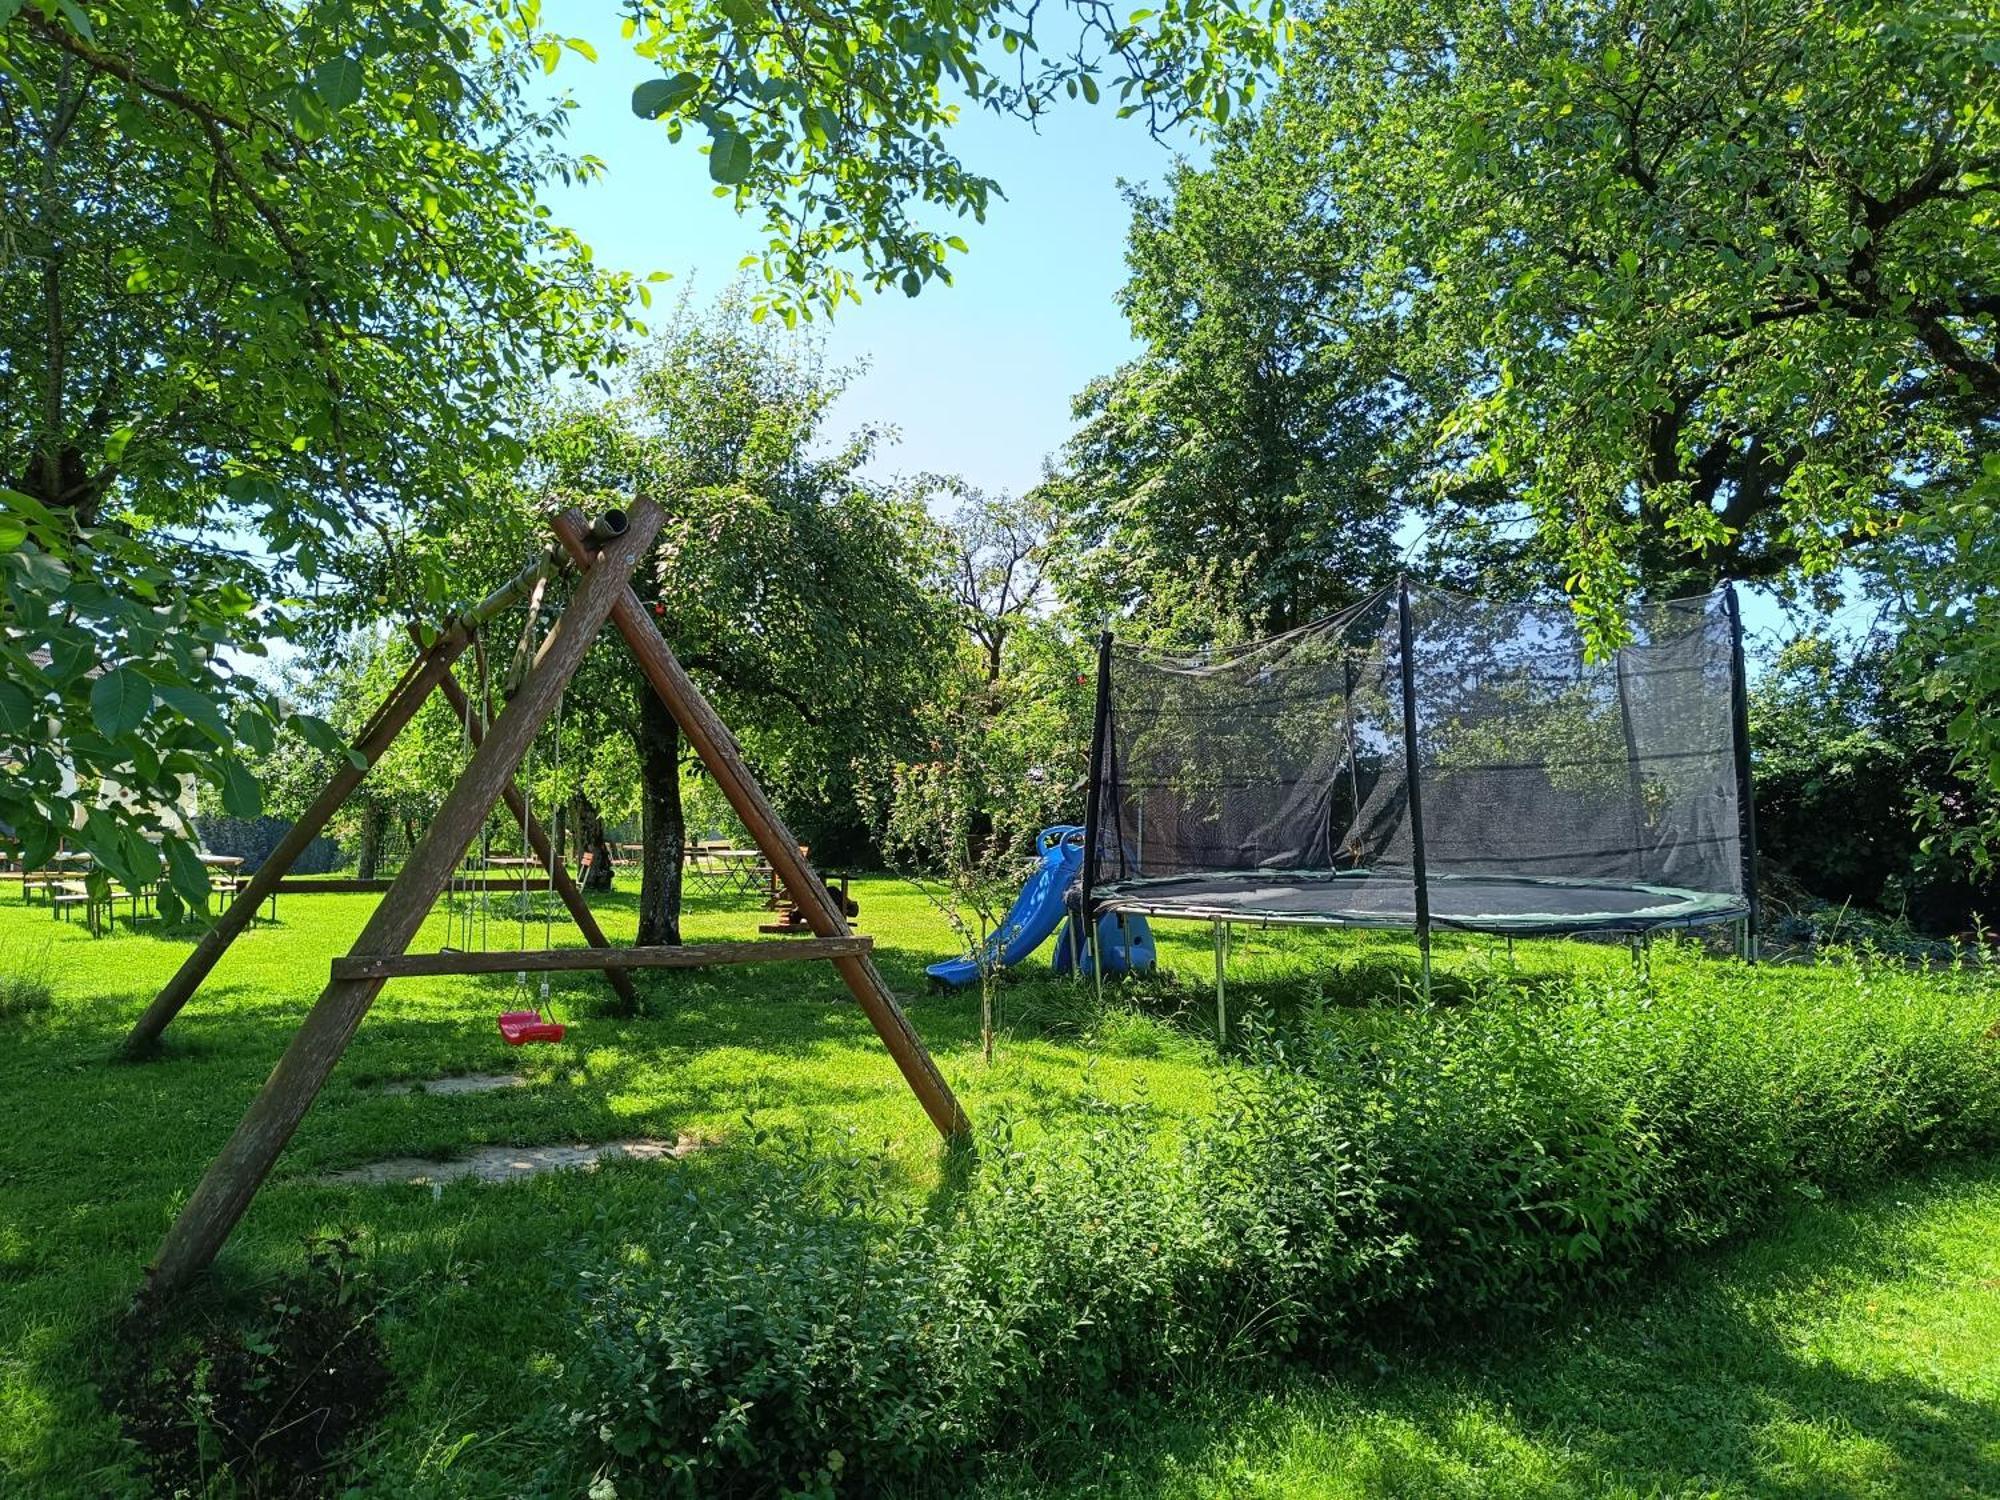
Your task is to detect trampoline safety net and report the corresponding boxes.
[1086,583,1754,935]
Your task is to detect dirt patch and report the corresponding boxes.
[322,1135,705,1188]
[113,1233,389,1499]
[376,1072,527,1097]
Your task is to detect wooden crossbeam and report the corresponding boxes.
[271,877,555,895]
[332,936,871,980]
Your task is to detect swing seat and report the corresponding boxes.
[497,1009,565,1045]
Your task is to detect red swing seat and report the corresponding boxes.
[497,1009,566,1045]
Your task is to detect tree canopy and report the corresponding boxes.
[0,0,638,907]
[0,0,1284,899]
[1039,142,1404,639]
[1063,0,1998,635]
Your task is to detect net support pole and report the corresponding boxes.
[1396,576,1433,999]
[1723,583,1762,962]
[1077,629,1114,989]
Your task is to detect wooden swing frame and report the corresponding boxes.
[137,499,969,1301]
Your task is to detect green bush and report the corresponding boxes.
[567,947,2000,1497]
[567,1144,979,1499]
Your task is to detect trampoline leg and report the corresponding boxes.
[1091,915,1105,1009]
[1418,929,1433,1001]
[1213,919,1227,1046]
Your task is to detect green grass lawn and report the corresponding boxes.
[0,874,1991,1495]
[0,873,1239,1494]
[976,1160,2000,1499]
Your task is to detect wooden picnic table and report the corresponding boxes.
[22,850,91,901]
[40,850,272,934]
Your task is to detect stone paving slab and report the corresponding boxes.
[321,1135,704,1188]
[375,1073,528,1097]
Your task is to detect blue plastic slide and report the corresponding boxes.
[1051,908,1157,979]
[926,825,1085,988]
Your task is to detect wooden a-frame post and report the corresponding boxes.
[123,554,630,1055]
[141,501,969,1301]
[142,505,663,1298]
[547,511,971,1141]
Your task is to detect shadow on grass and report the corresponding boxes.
[965,1163,2000,1499]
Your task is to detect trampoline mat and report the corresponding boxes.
[1092,869,1747,935]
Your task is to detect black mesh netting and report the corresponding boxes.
[1087,585,1751,934]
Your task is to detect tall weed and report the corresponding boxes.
[567,946,2000,1497]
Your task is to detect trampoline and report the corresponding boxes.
[1092,870,1747,934]
[1079,579,1760,987]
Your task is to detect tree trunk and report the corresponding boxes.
[636,687,685,945]
[572,795,614,891]
[355,799,388,881]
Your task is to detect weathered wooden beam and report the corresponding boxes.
[332,936,872,980]
[548,510,970,1142]
[270,877,554,896]
[142,503,664,1302]
[426,631,639,1013]
[124,551,569,1057]
[123,633,469,1056]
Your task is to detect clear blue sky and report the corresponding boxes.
[539,24,1195,497]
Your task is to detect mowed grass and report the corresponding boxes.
[972,1160,2000,1499]
[0,873,1239,1494]
[0,872,1989,1495]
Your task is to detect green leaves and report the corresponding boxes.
[89,668,152,740]
[707,128,752,185]
[218,758,263,819]
[0,0,646,888]
[311,54,363,110]
[155,683,231,744]
[0,678,35,739]
[163,837,214,905]
[623,0,1288,319]
[632,72,702,119]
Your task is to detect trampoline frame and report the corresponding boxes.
[1090,869,1751,935]
[1077,578,1763,1007]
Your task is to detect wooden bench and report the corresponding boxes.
[758,845,860,934]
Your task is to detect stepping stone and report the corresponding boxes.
[321,1135,704,1188]
[376,1073,527,1097]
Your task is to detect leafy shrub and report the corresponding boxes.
[568,947,2000,1497]
[569,1143,980,1498]
[1751,633,1997,934]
